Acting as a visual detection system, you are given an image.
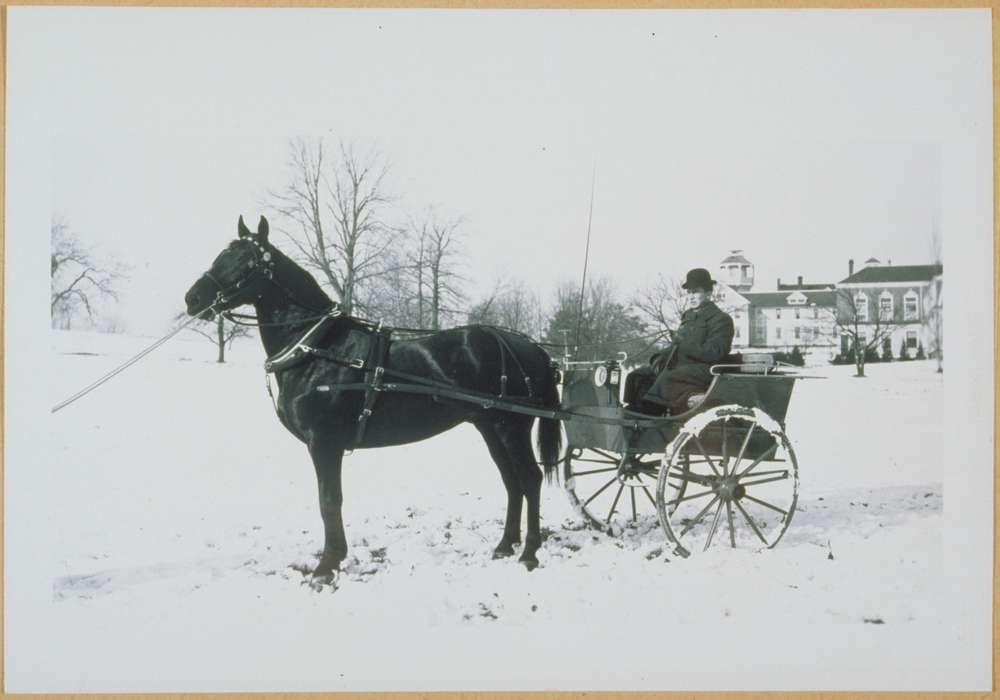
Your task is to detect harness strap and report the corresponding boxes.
[353,326,393,448]
[482,328,534,399]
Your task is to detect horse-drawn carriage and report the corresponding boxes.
[558,353,801,557]
[180,216,808,573]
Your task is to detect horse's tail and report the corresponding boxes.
[536,363,563,484]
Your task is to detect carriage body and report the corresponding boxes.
[560,359,796,456]
[559,355,805,556]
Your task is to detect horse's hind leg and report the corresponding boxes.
[475,421,524,559]
[508,426,544,571]
[478,417,544,571]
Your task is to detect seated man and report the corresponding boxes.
[636,267,735,415]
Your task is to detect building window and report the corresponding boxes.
[794,326,800,340]
[906,330,918,349]
[735,326,741,338]
[776,309,782,319]
[854,292,869,322]
[795,308,801,319]
[904,291,919,321]
[813,307,819,319]
[776,327,782,340]
[879,291,894,320]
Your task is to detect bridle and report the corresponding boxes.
[199,238,334,327]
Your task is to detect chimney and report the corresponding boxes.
[849,259,854,275]
[777,277,781,288]
[797,275,803,286]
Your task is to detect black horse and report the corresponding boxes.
[184,216,562,574]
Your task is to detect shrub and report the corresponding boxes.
[916,343,926,360]
[788,346,805,366]
[898,339,910,361]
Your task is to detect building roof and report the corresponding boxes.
[777,282,835,291]
[720,251,751,265]
[839,264,943,285]
[743,290,837,307]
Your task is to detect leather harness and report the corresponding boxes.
[263,313,538,449]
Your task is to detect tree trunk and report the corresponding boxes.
[216,315,225,363]
[431,267,440,330]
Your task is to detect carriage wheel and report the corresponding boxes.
[563,445,664,533]
[655,405,799,557]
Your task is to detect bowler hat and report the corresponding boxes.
[682,268,716,291]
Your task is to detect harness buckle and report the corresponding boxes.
[358,408,372,422]
[350,358,365,369]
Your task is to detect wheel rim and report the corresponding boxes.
[564,446,662,533]
[655,406,799,557]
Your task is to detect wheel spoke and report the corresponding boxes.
[630,488,638,522]
[739,468,788,479]
[680,495,720,537]
[741,493,789,516]
[606,483,626,524]
[641,485,657,507]
[732,420,757,474]
[735,443,779,479]
[721,420,729,476]
[703,499,726,551]
[573,456,619,465]
[734,499,769,545]
[570,466,620,477]
[667,469,715,486]
[739,473,789,489]
[583,476,619,506]
[726,500,736,547]
[691,434,721,476]
[667,488,717,506]
[588,447,623,462]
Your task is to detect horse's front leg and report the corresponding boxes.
[308,438,348,576]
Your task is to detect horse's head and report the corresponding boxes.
[184,215,277,317]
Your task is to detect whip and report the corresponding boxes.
[51,303,217,414]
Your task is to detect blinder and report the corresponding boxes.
[200,238,277,308]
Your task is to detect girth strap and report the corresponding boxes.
[353,326,393,448]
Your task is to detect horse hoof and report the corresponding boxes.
[493,544,515,559]
[520,557,539,572]
[306,573,338,591]
[313,558,342,577]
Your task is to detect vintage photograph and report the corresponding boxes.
[5,6,993,693]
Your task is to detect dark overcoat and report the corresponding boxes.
[644,300,735,408]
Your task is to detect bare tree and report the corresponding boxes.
[177,312,252,363]
[826,288,900,377]
[423,217,466,330]
[543,277,650,362]
[268,138,403,315]
[468,277,543,337]
[632,273,690,337]
[50,218,127,330]
[927,227,944,373]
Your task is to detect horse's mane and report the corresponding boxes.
[269,244,334,310]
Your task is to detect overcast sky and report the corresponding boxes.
[10,7,990,333]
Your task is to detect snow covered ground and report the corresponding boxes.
[4,330,962,691]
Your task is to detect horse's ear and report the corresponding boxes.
[238,215,251,239]
[257,216,270,243]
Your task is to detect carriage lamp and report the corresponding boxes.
[593,365,608,387]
